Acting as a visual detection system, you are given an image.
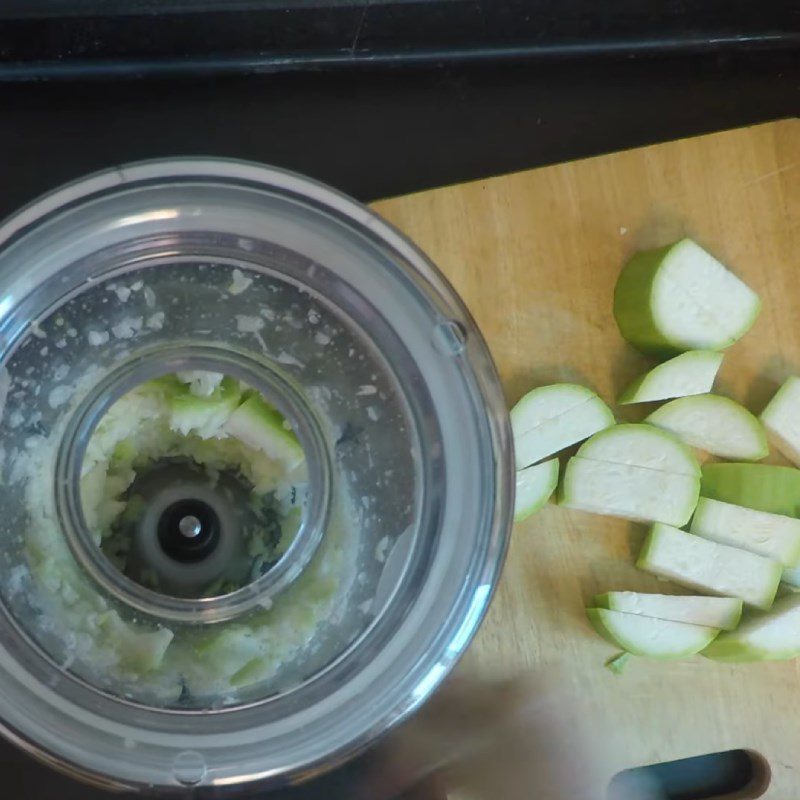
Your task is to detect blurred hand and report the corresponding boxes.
[356,673,616,800]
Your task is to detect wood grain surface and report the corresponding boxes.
[373,119,800,798]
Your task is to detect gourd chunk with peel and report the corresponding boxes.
[703,595,800,662]
[613,238,760,356]
[690,497,800,567]
[594,592,742,631]
[561,423,701,525]
[562,457,699,527]
[586,608,719,659]
[760,376,800,466]
[223,394,304,472]
[618,350,723,405]
[637,523,782,611]
[700,463,800,518]
[646,394,768,461]
[168,376,242,439]
[98,610,174,673]
[575,423,700,477]
[510,383,614,470]
[514,458,558,522]
[781,566,800,589]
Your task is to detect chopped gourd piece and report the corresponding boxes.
[637,523,782,611]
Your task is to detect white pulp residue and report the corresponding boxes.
[236,315,268,354]
[308,385,332,405]
[146,312,165,331]
[235,314,265,334]
[143,286,156,308]
[48,385,72,409]
[356,385,377,396]
[176,370,224,397]
[53,365,70,382]
[313,331,331,346]
[88,330,110,347]
[375,536,390,563]
[5,565,26,596]
[277,351,304,368]
[8,449,26,484]
[227,269,253,296]
[357,599,373,615]
[112,317,144,340]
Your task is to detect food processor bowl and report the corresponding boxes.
[0,160,513,793]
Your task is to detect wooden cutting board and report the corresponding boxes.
[373,119,800,798]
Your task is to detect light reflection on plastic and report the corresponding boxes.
[213,769,283,786]
[117,209,180,227]
[0,295,13,321]
[448,584,491,655]
[413,663,447,701]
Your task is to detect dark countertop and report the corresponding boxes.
[0,47,797,219]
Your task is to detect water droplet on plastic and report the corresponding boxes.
[433,320,467,356]
[173,751,206,785]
